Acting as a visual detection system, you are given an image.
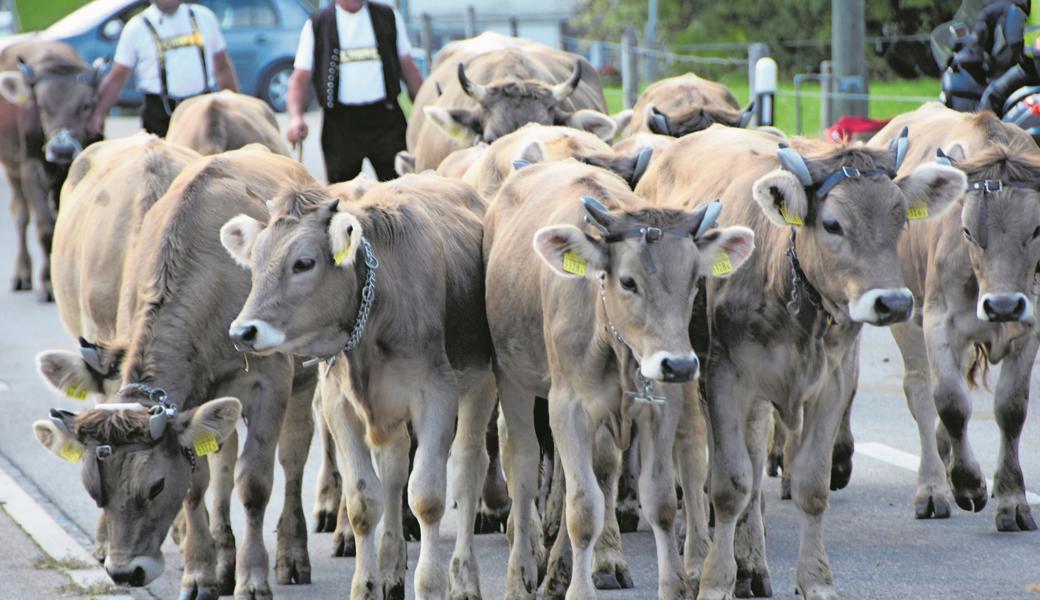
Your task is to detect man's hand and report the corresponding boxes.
[89,63,132,137]
[287,116,308,144]
[87,111,105,136]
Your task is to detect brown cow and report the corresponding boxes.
[637,124,965,599]
[409,33,614,171]
[33,147,319,598]
[626,73,749,138]
[0,39,103,299]
[870,103,1040,531]
[222,173,495,599]
[166,90,290,156]
[485,158,754,598]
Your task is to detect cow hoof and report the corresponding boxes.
[37,286,53,303]
[332,531,356,557]
[996,505,1038,532]
[766,453,783,478]
[384,579,405,600]
[179,583,219,600]
[474,504,508,534]
[735,576,753,598]
[450,593,480,600]
[616,507,640,533]
[275,553,311,585]
[780,477,792,500]
[11,277,30,291]
[949,465,987,512]
[828,454,852,491]
[403,507,422,542]
[914,494,951,519]
[796,584,838,600]
[752,573,772,597]
[593,564,634,590]
[314,509,337,533]
[234,584,273,600]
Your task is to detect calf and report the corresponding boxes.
[166,90,290,156]
[626,73,750,138]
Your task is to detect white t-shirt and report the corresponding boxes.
[293,3,412,105]
[114,3,226,98]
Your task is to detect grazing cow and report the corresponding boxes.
[409,34,614,171]
[626,73,749,139]
[870,103,1040,531]
[637,124,965,599]
[0,39,103,299]
[166,90,290,156]
[222,173,495,599]
[484,158,754,598]
[32,147,320,599]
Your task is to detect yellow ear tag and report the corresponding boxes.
[711,252,734,277]
[561,251,587,276]
[65,385,89,401]
[59,442,83,464]
[779,205,804,226]
[193,432,219,457]
[333,243,351,266]
[907,202,929,221]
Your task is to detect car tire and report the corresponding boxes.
[258,60,293,113]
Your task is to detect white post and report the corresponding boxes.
[753,57,777,127]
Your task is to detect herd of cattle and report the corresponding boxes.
[1,30,1036,600]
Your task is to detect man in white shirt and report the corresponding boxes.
[285,0,422,182]
[89,0,238,136]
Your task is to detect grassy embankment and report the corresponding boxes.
[14,0,88,32]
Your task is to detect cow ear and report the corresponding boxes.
[394,151,416,175]
[328,210,363,268]
[896,163,967,221]
[613,109,633,138]
[566,109,616,141]
[33,419,85,462]
[424,106,481,145]
[176,397,241,449]
[220,214,265,269]
[695,225,755,279]
[513,140,545,167]
[37,350,103,399]
[532,224,607,278]
[0,71,31,105]
[751,169,809,227]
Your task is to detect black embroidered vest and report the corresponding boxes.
[310,1,402,109]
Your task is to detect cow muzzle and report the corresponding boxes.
[849,288,914,326]
[229,319,286,352]
[105,555,163,587]
[977,292,1033,323]
[44,129,82,164]
[641,351,700,383]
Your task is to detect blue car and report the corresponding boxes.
[37,0,314,112]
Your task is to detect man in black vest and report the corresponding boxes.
[287,0,423,182]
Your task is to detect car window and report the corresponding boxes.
[203,0,279,29]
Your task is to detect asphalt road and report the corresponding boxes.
[0,115,1038,600]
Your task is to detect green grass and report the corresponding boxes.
[15,0,89,32]
[605,76,940,136]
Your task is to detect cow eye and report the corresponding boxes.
[292,257,316,273]
[821,218,843,236]
[148,478,165,500]
[962,227,976,244]
[619,276,638,293]
[1032,226,1040,240]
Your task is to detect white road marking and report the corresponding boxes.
[858,442,1040,505]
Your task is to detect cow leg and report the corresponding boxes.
[92,513,109,564]
[829,392,855,492]
[674,382,710,594]
[991,336,1038,532]
[779,411,801,500]
[449,371,497,599]
[637,394,688,599]
[182,460,219,600]
[765,410,784,479]
[925,324,988,512]
[7,172,32,291]
[20,161,54,301]
[209,430,239,595]
[498,372,542,599]
[313,388,343,534]
[275,378,315,585]
[591,427,633,590]
[322,376,383,599]
[376,426,410,600]
[616,422,641,533]
[891,322,951,519]
[734,403,772,598]
[476,404,511,534]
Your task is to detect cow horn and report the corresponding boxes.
[581,196,613,233]
[551,63,582,102]
[457,63,487,104]
[16,57,34,85]
[647,106,671,136]
[935,147,955,166]
[78,337,105,375]
[630,146,653,188]
[49,408,78,435]
[434,81,443,96]
[738,100,755,128]
[693,199,723,239]
[890,126,909,173]
[777,142,814,187]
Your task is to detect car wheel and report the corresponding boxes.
[259,61,293,113]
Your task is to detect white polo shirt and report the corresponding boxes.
[114,3,226,98]
[293,3,412,105]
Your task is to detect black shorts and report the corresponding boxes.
[142,94,188,137]
[321,100,407,183]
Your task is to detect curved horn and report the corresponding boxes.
[693,199,723,239]
[738,100,755,128]
[630,146,653,188]
[777,142,813,187]
[647,106,671,136]
[890,126,909,173]
[49,408,78,435]
[16,57,34,85]
[581,195,613,233]
[434,80,443,96]
[78,337,105,375]
[457,63,487,103]
[935,147,954,166]
[551,62,582,101]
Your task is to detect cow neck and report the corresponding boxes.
[306,237,380,370]
[784,228,834,336]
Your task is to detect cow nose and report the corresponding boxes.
[106,566,146,586]
[874,291,914,326]
[44,130,82,164]
[659,355,699,383]
[980,293,1030,322]
[229,322,258,349]
[105,556,162,587]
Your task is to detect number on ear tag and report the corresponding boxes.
[194,432,219,457]
[562,251,587,276]
[711,252,734,276]
[59,442,83,464]
[907,202,929,220]
[65,385,89,401]
[779,205,804,226]
[333,244,351,266]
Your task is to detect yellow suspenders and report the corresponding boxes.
[141,7,210,113]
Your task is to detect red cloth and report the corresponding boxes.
[826,116,891,142]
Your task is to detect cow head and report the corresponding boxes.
[222,189,366,357]
[951,142,1040,323]
[423,62,615,145]
[533,197,754,382]
[752,132,966,326]
[32,396,240,586]
[644,102,752,138]
[0,56,104,164]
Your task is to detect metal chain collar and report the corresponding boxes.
[785,229,834,333]
[597,274,665,405]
